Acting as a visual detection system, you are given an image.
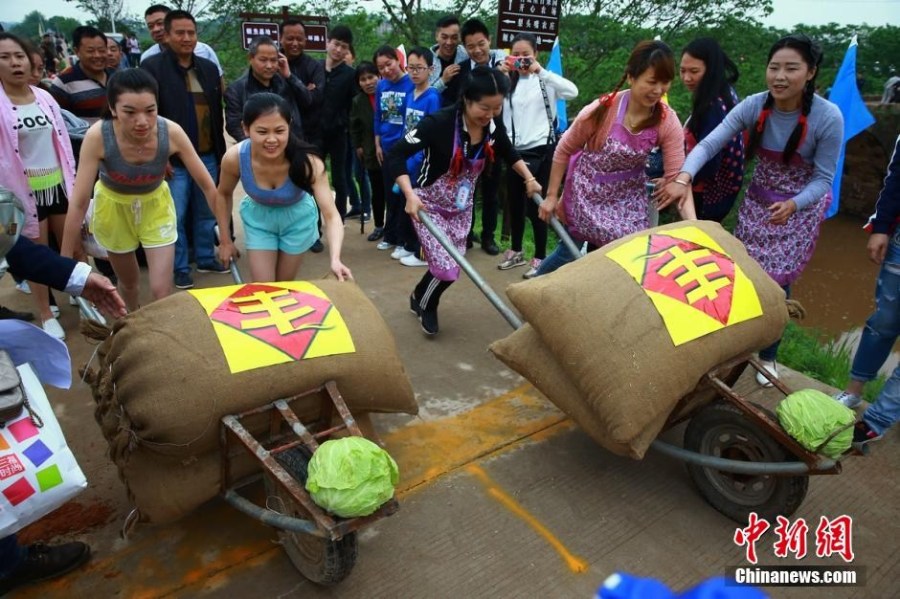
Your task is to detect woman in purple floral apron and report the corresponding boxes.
[387,67,542,335]
[536,40,693,276]
[663,34,844,385]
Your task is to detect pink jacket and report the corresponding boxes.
[0,86,76,239]
[553,90,685,183]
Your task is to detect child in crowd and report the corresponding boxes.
[396,46,442,267]
[350,62,386,241]
[373,45,415,254]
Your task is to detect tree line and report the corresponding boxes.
[8,1,898,123]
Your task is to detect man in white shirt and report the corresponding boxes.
[140,4,224,78]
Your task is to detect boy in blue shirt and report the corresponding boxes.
[397,47,443,266]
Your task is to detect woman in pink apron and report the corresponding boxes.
[536,40,692,276]
[387,67,542,335]
[662,34,844,385]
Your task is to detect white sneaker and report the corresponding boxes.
[69,295,78,306]
[391,248,413,260]
[833,390,862,409]
[42,317,65,340]
[15,281,31,294]
[376,241,393,251]
[50,305,60,318]
[755,360,778,387]
[400,254,428,267]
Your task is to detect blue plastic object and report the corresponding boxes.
[596,573,767,599]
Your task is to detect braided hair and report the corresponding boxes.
[746,34,823,164]
[590,40,675,131]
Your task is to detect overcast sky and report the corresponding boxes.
[1,0,898,29]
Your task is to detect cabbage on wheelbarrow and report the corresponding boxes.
[776,389,855,459]
[306,437,399,518]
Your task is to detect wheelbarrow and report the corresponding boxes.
[416,195,853,524]
[75,233,398,585]
[214,227,398,584]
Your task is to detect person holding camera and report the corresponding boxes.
[500,33,578,278]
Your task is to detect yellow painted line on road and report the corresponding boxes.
[25,383,573,598]
[466,464,589,574]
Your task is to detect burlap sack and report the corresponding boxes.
[88,280,417,459]
[490,325,669,459]
[505,221,787,448]
[120,447,259,524]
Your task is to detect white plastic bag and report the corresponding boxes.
[81,198,109,259]
[0,364,87,536]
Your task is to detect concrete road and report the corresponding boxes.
[3,223,898,598]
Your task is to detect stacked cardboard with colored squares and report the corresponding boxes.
[0,365,87,536]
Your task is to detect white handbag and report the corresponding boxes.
[0,364,87,537]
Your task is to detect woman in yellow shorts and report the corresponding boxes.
[61,69,217,311]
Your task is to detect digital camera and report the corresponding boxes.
[505,56,533,70]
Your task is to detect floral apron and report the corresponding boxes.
[412,120,486,281]
[734,147,830,286]
[563,95,658,248]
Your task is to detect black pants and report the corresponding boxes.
[318,130,349,221]
[367,168,386,228]
[472,160,502,243]
[381,163,417,251]
[507,147,551,259]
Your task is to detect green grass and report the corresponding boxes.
[778,323,886,403]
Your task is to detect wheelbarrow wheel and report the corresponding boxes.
[264,448,358,585]
[684,401,809,524]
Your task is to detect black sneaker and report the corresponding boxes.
[367,227,385,242]
[466,232,476,249]
[310,239,325,253]
[196,260,230,274]
[346,207,362,218]
[174,272,194,289]
[0,306,34,321]
[0,541,91,595]
[851,420,883,453]
[481,237,500,256]
[420,307,439,336]
[409,294,422,317]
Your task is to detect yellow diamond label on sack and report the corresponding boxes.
[188,282,355,373]
[606,226,763,346]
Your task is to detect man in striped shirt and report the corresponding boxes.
[49,26,113,124]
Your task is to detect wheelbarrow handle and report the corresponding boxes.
[530,194,582,259]
[74,296,108,327]
[417,210,524,331]
[214,224,244,285]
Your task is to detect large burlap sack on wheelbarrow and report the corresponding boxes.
[490,325,671,459]
[502,221,787,452]
[87,280,417,461]
[119,447,260,524]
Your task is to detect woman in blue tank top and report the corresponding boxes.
[216,93,351,282]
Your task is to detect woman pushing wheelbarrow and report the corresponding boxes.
[386,66,542,336]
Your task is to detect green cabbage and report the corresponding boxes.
[776,388,855,459]
[305,437,399,518]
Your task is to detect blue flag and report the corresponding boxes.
[547,37,568,133]
[827,35,876,218]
